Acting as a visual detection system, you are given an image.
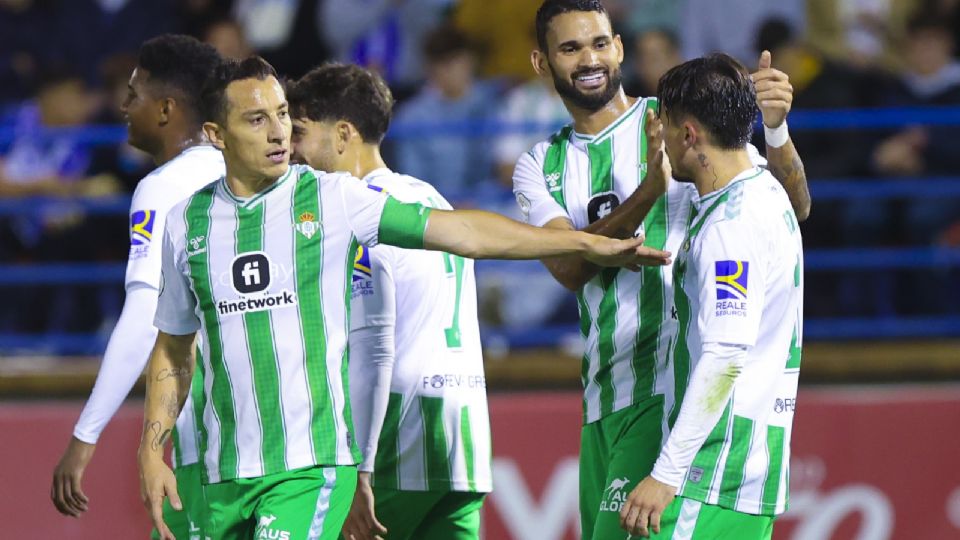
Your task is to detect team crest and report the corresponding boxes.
[294,211,320,239]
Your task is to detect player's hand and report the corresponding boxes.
[620,475,677,537]
[751,50,793,129]
[341,472,387,540]
[642,108,671,196]
[51,437,94,517]
[139,455,181,540]
[582,233,672,270]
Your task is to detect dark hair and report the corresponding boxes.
[907,13,953,37]
[657,53,757,150]
[200,56,278,124]
[423,25,475,64]
[756,18,795,56]
[287,63,394,143]
[138,34,222,125]
[535,0,609,52]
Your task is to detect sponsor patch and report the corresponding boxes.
[129,210,156,260]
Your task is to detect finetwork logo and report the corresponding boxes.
[599,476,631,512]
[217,290,298,316]
[255,514,290,539]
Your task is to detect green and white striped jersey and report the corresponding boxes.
[350,168,492,493]
[671,167,803,516]
[155,163,432,483]
[513,97,769,424]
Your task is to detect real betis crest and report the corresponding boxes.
[295,211,320,239]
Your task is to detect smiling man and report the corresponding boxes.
[511,1,811,539]
[136,56,671,539]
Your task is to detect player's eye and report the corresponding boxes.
[278,110,289,119]
[251,115,265,126]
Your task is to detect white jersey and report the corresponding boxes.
[74,145,224,468]
[350,168,492,493]
[671,167,803,515]
[512,97,766,424]
[155,163,433,483]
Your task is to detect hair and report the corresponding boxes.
[756,18,795,56]
[657,53,757,150]
[535,0,609,52]
[906,13,953,38]
[287,63,394,143]
[423,25,475,64]
[200,55,278,124]
[137,34,222,125]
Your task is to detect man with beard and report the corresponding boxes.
[511,1,811,539]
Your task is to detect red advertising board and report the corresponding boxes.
[1,386,959,539]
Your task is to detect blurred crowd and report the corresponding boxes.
[2,0,960,338]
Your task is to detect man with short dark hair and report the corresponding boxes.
[137,55,669,539]
[50,34,223,540]
[620,53,804,540]
[288,62,492,540]
[512,1,811,538]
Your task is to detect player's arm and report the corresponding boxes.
[343,247,394,540]
[753,50,811,222]
[138,330,195,540]
[535,109,670,290]
[51,283,159,517]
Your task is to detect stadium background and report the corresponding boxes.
[1,0,959,538]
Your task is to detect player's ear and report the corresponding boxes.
[336,121,352,154]
[531,49,549,78]
[614,34,625,64]
[203,121,226,151]
[158,97,175,126]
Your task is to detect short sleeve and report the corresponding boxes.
[153,227,201,335]
[124,181,167,290]
[338,173,391,246]
[512,150,570,227]
[350,244,397,331]
[692,219,765,347]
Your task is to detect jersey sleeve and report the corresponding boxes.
[512,149,569,227]
[692,219,766,347]
[350,245,398,331]
[338,174,432,249]
[153,226,201,335]
[124,178,168,290]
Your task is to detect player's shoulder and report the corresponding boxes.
[369,170,451,209]
[132,146,225,208]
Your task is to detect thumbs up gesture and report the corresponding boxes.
[751,50,793,128]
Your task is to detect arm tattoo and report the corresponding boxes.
[156,367,191,382]
[144,420,173,452]
[160,392,180,420]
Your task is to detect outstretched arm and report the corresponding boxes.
[538,108,671,290]
[753,50,811,222]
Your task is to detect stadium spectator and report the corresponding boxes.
[624,28,683,100]
[454,0,541,82]
[605,0,682,38]
[680,0,805,64]
[321,0,450,97]
[806,0,921,69]
[203,18,254,60]
[394,25,498,200]
[493,78,568,188]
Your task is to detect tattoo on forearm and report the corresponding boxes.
[160,392,180,420]
[144,420,173,452]
[156,367,191,382]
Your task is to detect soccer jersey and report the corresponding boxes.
[350,168,492,493]
[74,145,224,469]
[154,163,432,484]
[671,167,803,516]
[513,97,768,424]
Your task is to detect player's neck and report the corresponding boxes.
[345,144,388,180]
[569,90,635,135]
[691,148,754,197]
[225,167,283,198]
[154,129,207,166]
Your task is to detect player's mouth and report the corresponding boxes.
[573,69,608,91]
[266,148,288,164]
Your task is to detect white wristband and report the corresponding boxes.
[764,121,789,148]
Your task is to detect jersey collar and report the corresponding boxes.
[570,97,644,147]
[693,166,764,210]
[219,165,296,209]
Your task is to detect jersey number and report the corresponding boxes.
[443,252,465,349]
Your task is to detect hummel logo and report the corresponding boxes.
[188,235,206,256]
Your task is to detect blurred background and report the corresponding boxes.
[0,0,958,538]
